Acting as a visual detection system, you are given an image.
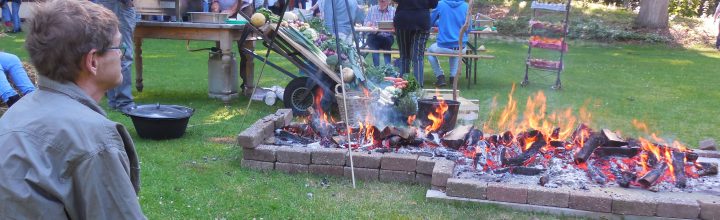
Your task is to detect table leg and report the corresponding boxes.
[134,36,144,92]
[240,40,255,97]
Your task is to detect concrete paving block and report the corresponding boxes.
[656,197,700,219]
[602,187,656,216]
[344,167,379,181]
[431,159,455,187]
[696,195,720,220]
[274,109,293,129]
[309,164,344,177]
[568,189,612,213]
[381,153,418,172]
[446,178,487,200]
[416,173,432,186]
[527,186,569,208]
[237,119,274,149]
[487,182,527,204]
[242,145,277,162]
[311,148,347,165]
[275,162,308,174]
[700,138,717,151]
[416,156,439,175]
[379,170,415,183]
[276,147,311,164]
[241,159,274,171]
[346,151,382,169]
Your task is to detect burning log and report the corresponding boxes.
[441,125,474,149]
[615,170,636,188]
[573,132,608,164]
[501,131,546,166]
[467,129,484,146]
[493,166,545,175]
[672,151,687,188]
[551,127,560,139]
[638,162,668,188]
[685,152,699,163]
[602,129,628,147]
[697,162,719,176]
[275,130,313,145]
[594,146,640,158]
[501,131,514,146]
[586,161,607,185]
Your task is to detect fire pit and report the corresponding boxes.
[237,87,720,219]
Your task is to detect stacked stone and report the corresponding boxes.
[237,114,457,186]
[443,178,716,219]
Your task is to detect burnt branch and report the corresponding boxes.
[638,162,668,188]
[587,161,607,185]
[672,151,687,188]
[501,131,546,166]
[573,132,608,164]
[698,162,719,177]
[594,147,640,158]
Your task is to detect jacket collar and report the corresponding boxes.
[37,75,108,117]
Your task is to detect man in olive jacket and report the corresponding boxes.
[0,0,145,219]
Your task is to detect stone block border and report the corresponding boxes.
[240,110,720,219]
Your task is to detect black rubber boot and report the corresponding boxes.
[6,95,21,107]
[435,75,447,87]
[449,77,455,87]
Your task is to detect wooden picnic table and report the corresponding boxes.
[133,21,256,101]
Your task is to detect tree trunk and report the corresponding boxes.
[635,0,670,28]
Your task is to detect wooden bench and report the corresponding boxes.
[359,49,495,60]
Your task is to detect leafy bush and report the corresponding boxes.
[567,19,670,43]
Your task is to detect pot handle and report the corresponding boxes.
[334,84,342,94]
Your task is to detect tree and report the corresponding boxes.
[635,0,670,28]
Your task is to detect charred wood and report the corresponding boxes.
[275,130,313,145]
[573,132,608,164]
[388,126,417,140]
[672,151,687,188]
[501,131,514,146]
[615,170,636,188]
[587,161,607,184]
[551,127,560,140]
[602,129,628,147]
[501,131,546,166]
[685,152,699,163]
[539,174,550,186]
[467,129,484,146]
[441,125,474,149]
[511,166,546,176]
[594,147,640,158]
[638,162,668,188]
[571,123,592,141]
[697,162,719,176]
[549,140,565,149]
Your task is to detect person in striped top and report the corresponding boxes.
[364,0,395,66]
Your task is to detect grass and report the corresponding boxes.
[2,29,719,219]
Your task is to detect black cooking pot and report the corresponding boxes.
[417,96,460,133]
[124,104,195,140]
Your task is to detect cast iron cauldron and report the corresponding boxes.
[124,104,195,140]
[417,96,460,134]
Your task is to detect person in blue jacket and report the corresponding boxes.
[0,52,35,107]
[427,0,468,87]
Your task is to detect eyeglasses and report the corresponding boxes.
[108,45,127,56]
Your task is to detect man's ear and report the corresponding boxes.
[81,49,98,75]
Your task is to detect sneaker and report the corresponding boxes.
[435,75,447,87]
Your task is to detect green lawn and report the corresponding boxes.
[2,31,719,219]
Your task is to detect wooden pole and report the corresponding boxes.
[453,0,474,101]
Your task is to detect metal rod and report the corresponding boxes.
[240,0,291,127]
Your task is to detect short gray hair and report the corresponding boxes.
[25,0,119,82]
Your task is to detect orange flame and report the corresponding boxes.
[425,98,449,133]
[407,115,416,126]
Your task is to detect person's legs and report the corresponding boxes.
[410,30,429,87]
[447,48,467,77]
[366,34,381,66]
[395,29,412,77]
[427,43,443,77]
[0,52,34,96]
[1,3,10,30]
[10,0,18,32]
[98,0,136,110]
[0,64,18,103]
[380,34,393,65]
